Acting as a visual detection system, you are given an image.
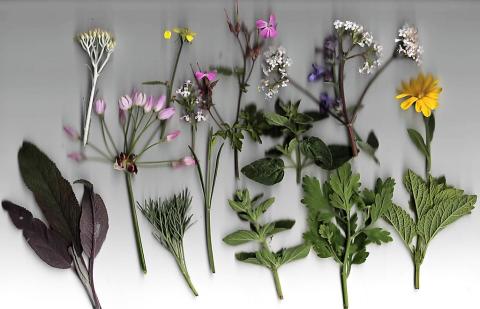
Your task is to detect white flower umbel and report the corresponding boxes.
[334,20,383,74]
[259,46,292,99]
[77,28,116,146]
[395,24,423,65]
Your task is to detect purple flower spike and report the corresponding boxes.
[95,98,106,115]
[307,64,325,82]
[158,107,176,120]
[319,92,336,114]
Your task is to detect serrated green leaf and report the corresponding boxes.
[328,163,360,211]
[407,129,428,158]
[404,170,431,219]
[235,252,262,265]
[223,230,259,245]
[363,228,393,245]
[351,248,369,264]
[370,178,395,223]
[279,244,310,265]
[241,158,285,186]
[383,203,416,248]
[417,188,476,245]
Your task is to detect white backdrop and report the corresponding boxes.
[1,0,479,308]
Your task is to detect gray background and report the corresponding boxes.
[1,0,479,308]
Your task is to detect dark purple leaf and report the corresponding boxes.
[2,200,33,229]
[76,180,109,258]
[2,201,72,269]
[18,142,82,253]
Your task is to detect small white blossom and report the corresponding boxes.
[181,114,191,123]
[259,46,291,100]
[395,24,423,65]
[194,111,207,122]
[176,80,192,98]
[333,20,383,74]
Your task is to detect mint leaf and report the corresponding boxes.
[223,230,259,245]
[279,244,310,265]
[241,158,285,186]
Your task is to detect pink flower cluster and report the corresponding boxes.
[118,91,175,120]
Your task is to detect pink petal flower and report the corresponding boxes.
[158,107,176,120]
[133,91,146,107]
[182,156,196,166]
[119,95,133,110]
[166,130,181,142]
[269,14,276,27]
[195,71,217,81]
[95,98,106,115]
[153,95,166,112]
[67,152,85,162]
[256,19,268,29]
[144,96,154,113]
[63,125,79,140]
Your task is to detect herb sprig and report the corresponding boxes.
[223,189,309,299]
[139,189,198,296]
[302,163,394,309]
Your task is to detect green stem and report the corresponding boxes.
[102,118,119,154]
[272,268,284,300]
[161,39,184,139]
[340,268,349,309]
[177,254,198,296]
[295,141,302,184]
[414,262,420,290]
[191,125,196,152]
[424,117,432,179]
[125,173,147,273]
[205,207,215,273]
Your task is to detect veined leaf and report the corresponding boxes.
[2,201,72,269]
[267,220,295,236]
[279,244,310,265]
[223,230,259,245]
[301,136,333,168]
[363,228,393,245]
[253,198,275,218]
[417,189,476,245]
[18,142,81,252]
[404,170,432,219]
[351,248,369,265]
[241,158,285,186]
[328,163,360,211]
[370,178,395,223]
[76,180,109,258]
[256,248,278,269]
[264,112,288,127]
[383,203,416,248]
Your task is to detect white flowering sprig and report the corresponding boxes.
[334,20,383,74]
[395,24,423,65]
[259,46,292,99]
[77,28,116,146]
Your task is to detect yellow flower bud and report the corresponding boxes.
[164,30,172,40]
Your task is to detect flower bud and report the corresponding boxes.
[158,107,176,120]
[144,96,154,113]
[166,130,181,142]
[119,109,127,126]
[118,95,133,110]
[63,125,80,140]
[153,95,166,112]
[95,98,106,115]
[132,91,146,107]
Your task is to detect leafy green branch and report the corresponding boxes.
[302,163,394,309]
[223,189,309,299]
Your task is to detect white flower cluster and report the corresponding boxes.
[181,111,206,123]
[259,46,292,99]
[176,80,207,123]
[176,80,192,98]
[333,20,383,74]
[395,24,423,65]
[77,28,116,68]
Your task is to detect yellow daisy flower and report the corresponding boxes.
[172,27,196,42]
[395,73,442,117]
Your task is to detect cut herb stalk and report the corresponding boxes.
[302,163,394,309]
[189,127,225,273]
[383,113,477,289]
[139,189,198,296]
[224,189,309,299]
